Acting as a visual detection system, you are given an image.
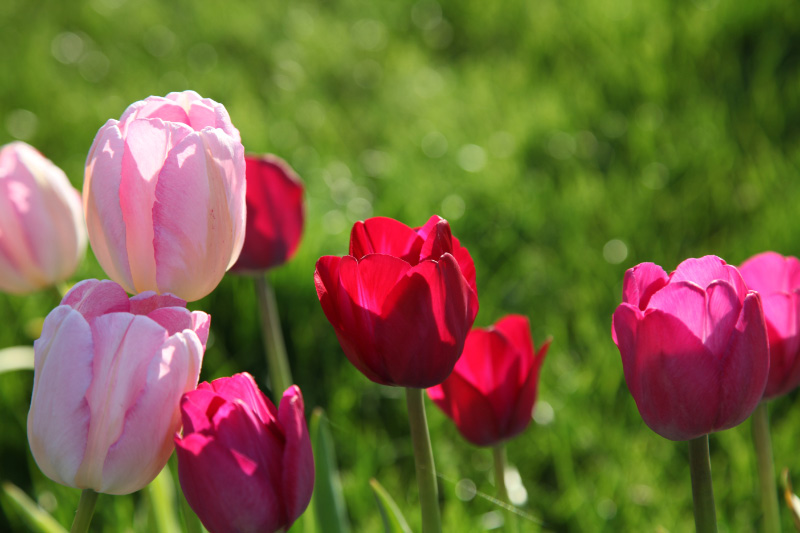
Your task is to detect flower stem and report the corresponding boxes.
[752,401,781,533]
[69,489,99,533]
[254,275,293,396]
[405,387,441,533]
[688,435,718,533]
[493,444,519,532]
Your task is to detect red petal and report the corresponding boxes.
[349,217,422,263]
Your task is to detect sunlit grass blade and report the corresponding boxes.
[146,464,182,533]
[370,478,412,533]
[0,346,34,374]
[309,407,350,533]
[0,481,67,533]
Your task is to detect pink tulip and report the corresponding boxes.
[230,155,305,273]
[175,374,313,533]
[611,255,769,441]
[84,90,246,302]
[428,315,550,447]
[740,251,800,399]
[0,141,86,294]
[315,215,479,388]
[27,279,209,494]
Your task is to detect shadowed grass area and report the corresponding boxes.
[1,0,800,530]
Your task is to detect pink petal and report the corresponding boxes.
[621,262,668,309]
[704,281,742,356]
[207,373,279,428]
[278,386,314,526]
[612,303,642,399]
[646,281,707,342]
[762,292,800,398]
[130,291,187,315]
[670,255,747,296]
[61,279,131,321]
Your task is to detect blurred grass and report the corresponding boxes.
[1,0,800,530]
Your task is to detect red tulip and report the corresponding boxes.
[315,215,479,388]
[175,373,313,533]
[230,155,304,273]
[740,251,800,399]
[428,315,549,447]
[612,256,769,441]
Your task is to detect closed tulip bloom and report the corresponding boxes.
[740,251,800,399]
[84,90,246,302]
[230,155,304,273]
[428,315,550,447]
[175,374,313,533]
[315,215,479,388]
[611,255,769,441]
[27,279,209,495]
[0,141,86,294]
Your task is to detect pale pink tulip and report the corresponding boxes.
[0,142,86,293]
[27,279,209,495]
[84,90,246,301]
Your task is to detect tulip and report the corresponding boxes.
[315,215,479,388]
[0,141,86,294]
[230,155,304,273]
[740,251,800,399]
[611,255,769,441]
[83,90,246,302]
[428,315,550,447]
[175,374,313,533]
[27,279,209,495]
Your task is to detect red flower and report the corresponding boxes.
[231,155,304,273]
[315,215,479,388]
[428,315,549,447]
[175,374,313,533]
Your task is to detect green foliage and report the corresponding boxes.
[1,0,800,530]
[370,478,412,533]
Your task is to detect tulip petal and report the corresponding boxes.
[428,371,499,446]
[646,281,706,343]
[493,315,535,377]
[612,303,642,400]
[129,291,187,315]
[417,217,454,263]
[279,386,314,526]
[349,217,423,263]
[27,306,93,488]
[451,236,478,297]
[208,373,279,428]
[740,251,800,295]
[762,292,800,398]
[671,255,747,296]
[511,337,550,438]
[714,292,769,429]
[61,279,131,321]
[315,256,343,327]
[622,262,668,309]
[704,280,742,356]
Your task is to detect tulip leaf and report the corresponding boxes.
[0,482,67,533]
[369,478,412,533]
[308,407,350,533]
[0,346,34,374]
[146,464,182,533]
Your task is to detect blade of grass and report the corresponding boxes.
[369,478,412,533]
[308,407,349,533]
[0,481,67,533]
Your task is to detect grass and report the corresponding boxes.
[1,0,800,530]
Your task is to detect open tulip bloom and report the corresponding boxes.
[612,255,769,531]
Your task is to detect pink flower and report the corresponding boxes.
[428,315,550,447]
[83,90,246,301]
[315,215,479,388]
[611,256,769,441]
[27,279,209,494]
[0,141,86,294]
[740,251,800,399]
[175,374,313,533]
[230,155,304,273]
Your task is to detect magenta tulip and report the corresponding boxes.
[27,279,209,494]
[611,255,769,441]
[428,315,549,447]
[315,215,479,388]
[740,251,800,399]
[84,90,246,301]
[230,155,304,273]
[0,141,86,294]
[175,374,313,533]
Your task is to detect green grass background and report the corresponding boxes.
[1,0,800,530]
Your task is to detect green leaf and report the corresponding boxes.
[0,482,67,533]
[0,346,34,374]
[369,478,412,533]
[147,463,182,533]
[307,407,350,533]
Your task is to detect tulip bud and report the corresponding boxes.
[611,255,769,441]
[315,215,479,388]
[740,251,800,399]
[27,279,209,495]
[0,141,86,294]
[230,155,304,273]
[428,315,549,447]
[83,90,246,301]
[175,374,314,533]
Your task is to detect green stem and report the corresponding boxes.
[69,489,99,533]
[493,444,519,532]
[752,401,781,533]
[254,275,293,396]
[688,435,718,533]
[405,388,441,533]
